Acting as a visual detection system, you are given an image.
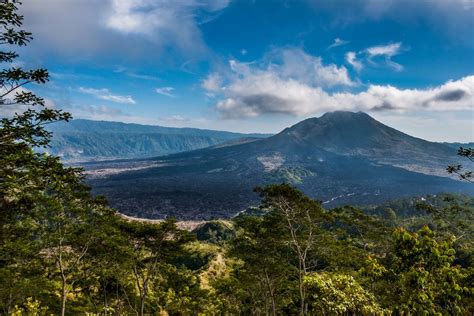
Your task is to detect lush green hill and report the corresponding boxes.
[44,119,270,162]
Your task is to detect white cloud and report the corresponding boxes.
[200,48,359,118]
[202,52,474,118]
[105,0,230,52]
[155,87,175,97]
[264,48,356,88]
[79,87,136,104]
[327,38,350,49]
[331,76,474,112]
[345,51,363,71]
[366,42,402,57]
[202,73,223,92]
[366,42,404,71]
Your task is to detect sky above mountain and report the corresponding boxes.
[8,0,474,141]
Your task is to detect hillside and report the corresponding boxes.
[83,111,472,220]
[44,119,270,162]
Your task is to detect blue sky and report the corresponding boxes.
[8,0,474,141]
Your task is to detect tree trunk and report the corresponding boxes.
[60,281,67,316]
[5,293,13,315]
[140,295,145,316]
[271,297,277,316]
[298,260,305,316]
[104,280,108,316]
[264,270,277,316]
[59,241,67,316]
[299,277,304,315]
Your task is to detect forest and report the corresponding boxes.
[1,2,473,315]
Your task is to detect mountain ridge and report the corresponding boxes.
[45,119,271,162]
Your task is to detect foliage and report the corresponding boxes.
[383,226,469,314]
[193,220,235,244]
[304,272,384,315]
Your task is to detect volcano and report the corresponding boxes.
[85,111,472,219]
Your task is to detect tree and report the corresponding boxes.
[0,1,72,313]
[0,3,124,315]
[39,181,115,316]
[255,185,330,315]
[230,215,292,315]
[118,219,192,316]
[366,226,469,314]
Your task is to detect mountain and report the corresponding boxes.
[272,111,456,176]
[44,119,271,162]
[84,111,472,220]
[443,142,474,150]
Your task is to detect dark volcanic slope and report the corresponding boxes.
[86,111,472,220]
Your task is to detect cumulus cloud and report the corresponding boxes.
[155,87,175,97]
[345,52,363,71]
[332,76,473,112]
[79,87,136,104]
[327,38,350,49]
[263,48,356,88]
[202,51,474,118]
[434,89,467,102]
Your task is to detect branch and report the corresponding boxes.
[0,79,31,98]
[68,241,90,273]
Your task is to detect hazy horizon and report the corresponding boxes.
[54,110,472,144]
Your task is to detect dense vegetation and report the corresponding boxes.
[1,2,473,315]
[2,179,473,315]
